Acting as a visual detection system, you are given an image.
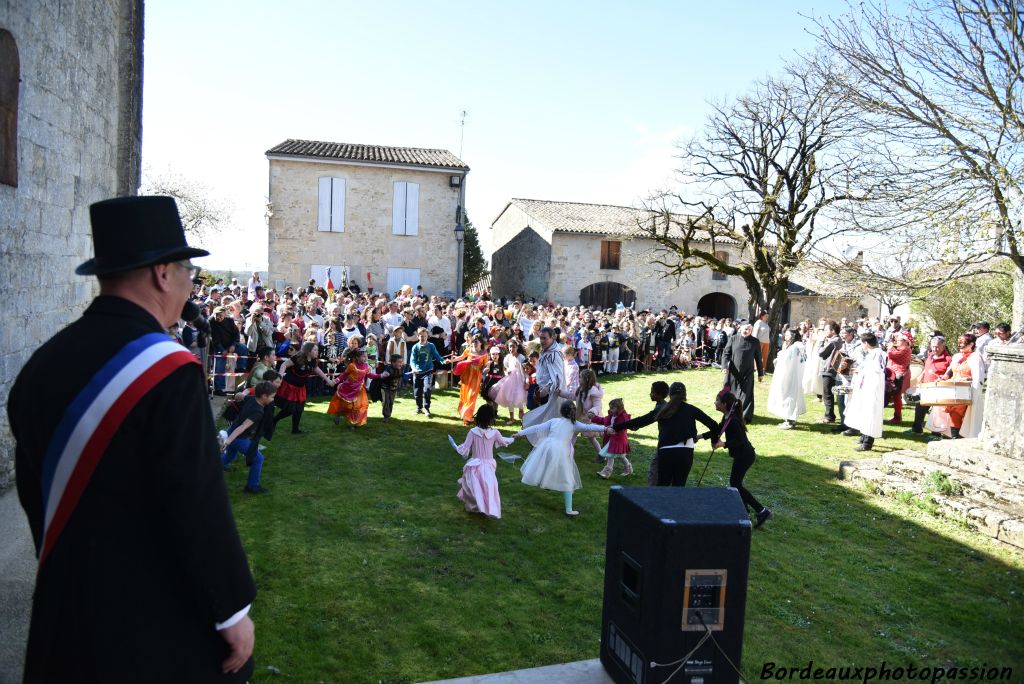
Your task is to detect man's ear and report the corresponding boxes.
[151,263,175,294]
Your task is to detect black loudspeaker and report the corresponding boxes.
[600,486,751,684]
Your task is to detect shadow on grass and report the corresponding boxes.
[227,373,1023,684]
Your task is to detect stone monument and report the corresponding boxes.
[841,344,1024,550]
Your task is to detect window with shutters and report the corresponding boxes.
[392,181,419,235]
[317,177,345,232]
[712,250,728,280]
[0,29,19,187]
[600,240,621,270]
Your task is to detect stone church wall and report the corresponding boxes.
[0,0,143,490]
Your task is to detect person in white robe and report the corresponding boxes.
[843,332,886,452]
[801,323,825,397]
[767,329,807,429]
[521,327,568,444]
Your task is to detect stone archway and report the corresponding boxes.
[697,292,736,319]
[579,282,636,310]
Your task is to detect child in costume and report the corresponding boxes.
[563,344,580,396]
[481,346,506,408]
[378,353,404,422]
[453,404,515,519]
[492,339,528,422]
[513,401,607,517]
[452,336,488,424]
[589,398,633,479]
[699,390,772,527]
[328,348,381,428]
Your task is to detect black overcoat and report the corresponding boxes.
[9,296,256,683]
[722,334,764,423]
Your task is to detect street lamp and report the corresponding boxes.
[455,205,465,296]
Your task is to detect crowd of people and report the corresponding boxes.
[180,272,1013,525]
[761,316,1012,451]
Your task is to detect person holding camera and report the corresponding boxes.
[244,303,274,352]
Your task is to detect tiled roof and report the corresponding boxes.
[501,198,732,242]
[266,139,469,170]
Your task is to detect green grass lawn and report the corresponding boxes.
[225,368,1024,683]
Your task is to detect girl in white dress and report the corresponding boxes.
[491,339,528,422]
[513,401,607,517]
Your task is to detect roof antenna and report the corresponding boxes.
[458,110,468,159]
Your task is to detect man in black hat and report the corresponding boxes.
[8,196,257,682]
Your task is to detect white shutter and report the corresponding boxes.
[393,182,407,235]
[386,267,420,295]
[318,177,332,232]
[386,268,403,295]
[405,182,419,236]
[330,178,345,232]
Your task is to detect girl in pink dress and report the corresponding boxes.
[492,339,529,422]
[576,369,605,458]
[588,398,634,478]
[454,404,516,519]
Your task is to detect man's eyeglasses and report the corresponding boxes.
[175,261,201,280]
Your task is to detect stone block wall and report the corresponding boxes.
[490,227,551,301]
[980,345,1024,461]
[548,233,749,314]
[787,295,866,327]
[0,0,142,490]
[267,159,461,295]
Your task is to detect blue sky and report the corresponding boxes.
[142,1,844,269]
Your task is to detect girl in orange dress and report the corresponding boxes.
[453,336,488,424]
[328,348,381,428]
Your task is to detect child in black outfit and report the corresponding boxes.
[378,354,405,421]
[700,390,772,527]
[480,346,505,408]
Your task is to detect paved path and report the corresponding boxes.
[0,487,33,684]
[420,659,614,684]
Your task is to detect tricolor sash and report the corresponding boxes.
[38,332,200,566]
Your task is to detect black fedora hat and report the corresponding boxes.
[75,196,210,276]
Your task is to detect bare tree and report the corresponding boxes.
[140,169,232,243]
[811,0,1024,327]
[639,67,869,368]
[815,236,1009,315]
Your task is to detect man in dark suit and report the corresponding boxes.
[722,321,764,423]
[8,196,256,683]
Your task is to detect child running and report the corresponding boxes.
[378,353,404,422]
[590,398,634,479]
[513,401,607,517]
[328,348,381,428]
[452,336,488,424]
[699,391,772,527]
[275,342,337,434]
[453,404,516,519]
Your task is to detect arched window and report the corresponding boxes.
[0,29,19,187]
[712,250,728,281]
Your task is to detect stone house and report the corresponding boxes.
[0,1,143,490]
[785,262,869,325]
[489,199,750,316]
[265,139,469,295]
